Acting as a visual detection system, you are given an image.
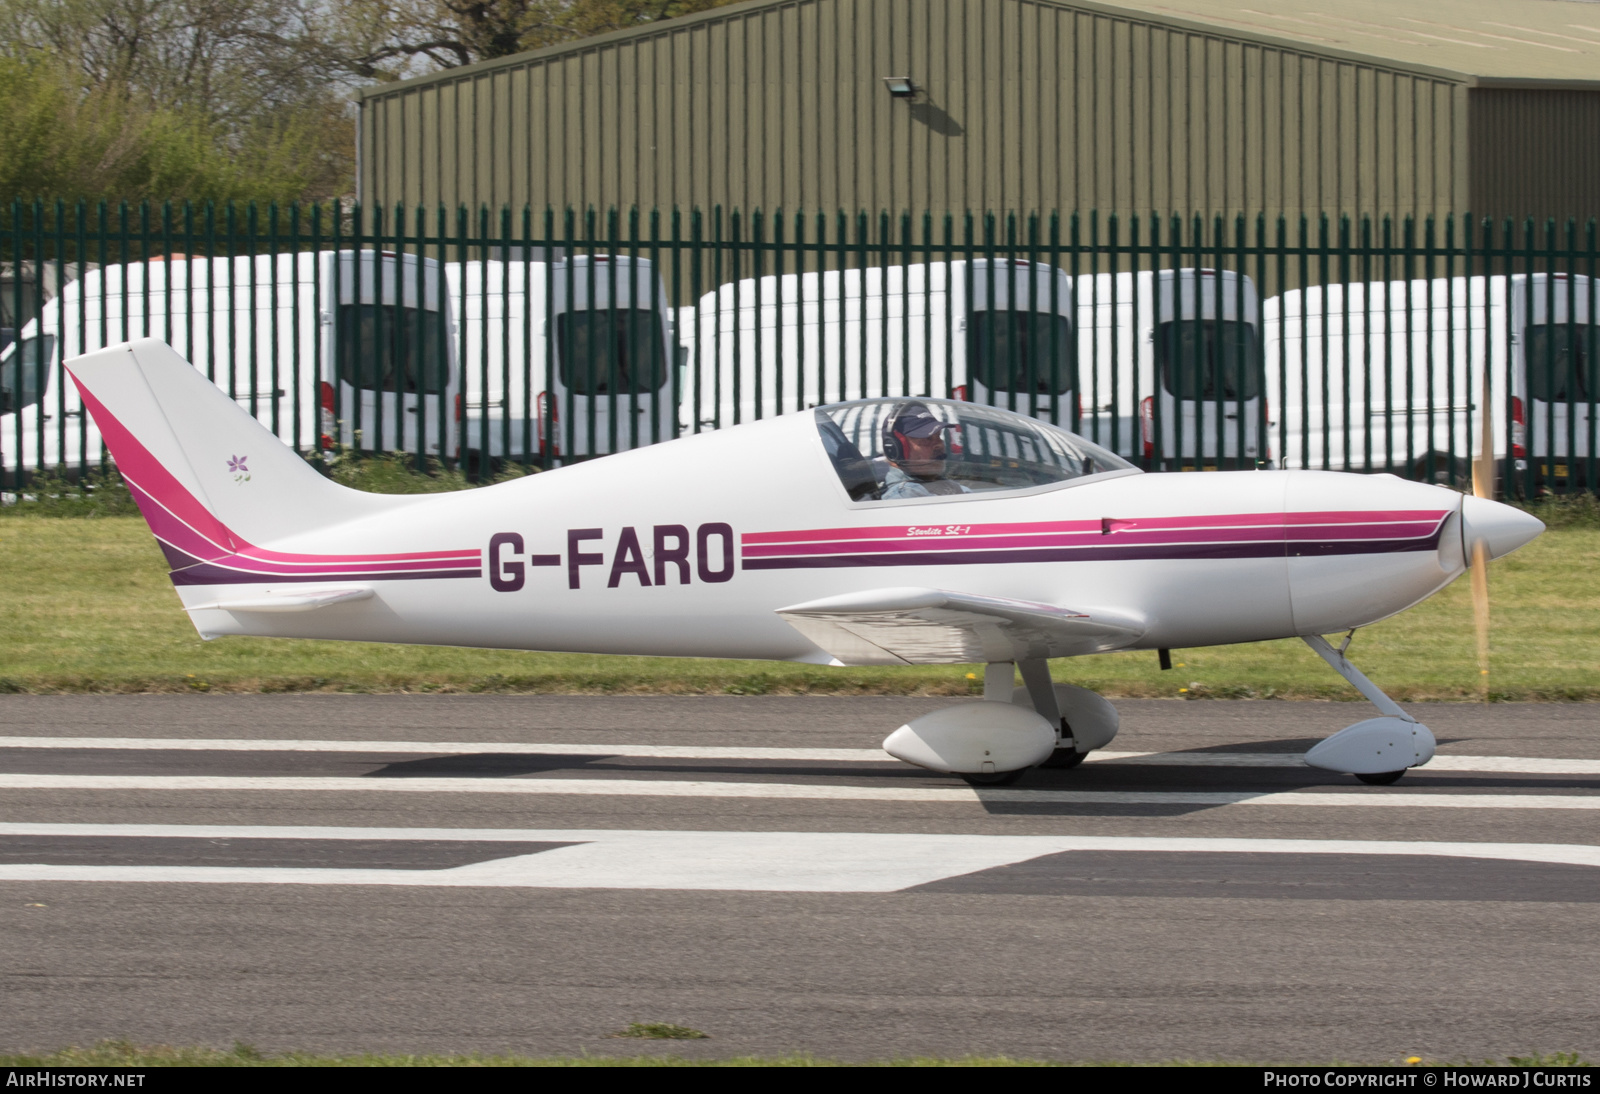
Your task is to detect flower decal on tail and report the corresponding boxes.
[228,455,250,483]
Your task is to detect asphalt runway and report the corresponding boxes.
[3,693,1600,1063]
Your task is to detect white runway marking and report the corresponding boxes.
[1,772,1597,808]
[5,737,1600,775]
[0,737,890,762]
[1102,753,1600,775]
[2,825,1599,891]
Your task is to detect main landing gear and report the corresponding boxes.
[1301,633,1435,784]
[881,658,1120,783]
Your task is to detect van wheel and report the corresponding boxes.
[1411,452,1468,488]
[462,449,500,483]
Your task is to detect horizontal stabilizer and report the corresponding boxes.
[183,587,375,614]
[776,587,1144,665]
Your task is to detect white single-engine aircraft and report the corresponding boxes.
[67,339,1545,785]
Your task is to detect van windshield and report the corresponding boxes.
[1524,323,1599,401]
[556,309,667,395]
[968,311,1074,395]
[0,334,53,414]
[335,304,449,396]
[1157,319,1262,400]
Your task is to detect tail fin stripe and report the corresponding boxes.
[71,370,241,557]
[121,473,239,565]
[73,363,484,579]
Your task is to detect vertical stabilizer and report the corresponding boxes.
[67,339,410,555]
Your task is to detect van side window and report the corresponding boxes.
[1524,324,1598,401]
[0,334,54,415]
[555,309,667,395]
[334,304,448,395]
[1157,319,1262,400]
[967,311,1074,395]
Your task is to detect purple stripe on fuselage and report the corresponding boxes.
[741,531,1443,570]
[160,543,482,586]
[740,521,1442,559]
[171,563,483,586]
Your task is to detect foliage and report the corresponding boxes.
[0,54,351,206]
[1516,491,1600,530]
[0,0,348,123]
[335,0,744,77]
[324,450,475,494]
[0,0,745,205]
[1503,1054,1591,1067]
[613,1023,710,1040]
[323,449,531,493]
[0,451,523,517]
[0,463,138,516]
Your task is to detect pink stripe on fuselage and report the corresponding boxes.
[743,510,1451,555]
[741,519,1444,558]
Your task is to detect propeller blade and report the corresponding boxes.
[1469,364,1494,699]
[1471,538,1491,702]
[1473,367,1495,500]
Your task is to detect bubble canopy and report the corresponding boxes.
[815,398,1137,503]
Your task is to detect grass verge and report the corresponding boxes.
[2,508,1598,700]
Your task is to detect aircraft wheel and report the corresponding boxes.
[961,768,1029,787]
[1355,769,1406,786]
[1039,747,1087,769]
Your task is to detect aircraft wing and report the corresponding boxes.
[775,587,1145,666]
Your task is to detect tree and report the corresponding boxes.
[331,0,740,79]
[0,54,351,205]
[0,0,743,204]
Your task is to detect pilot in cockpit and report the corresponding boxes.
[880,402,972,499]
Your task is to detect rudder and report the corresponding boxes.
[68,338,405,552]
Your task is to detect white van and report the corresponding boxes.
[682,262,1264,469]
[1075,268,1266,468]
[1263,273,1595,484]
[681,260,1077,432]
[0,250,458,475]
[0,261,94,350]
[448,255,674,466]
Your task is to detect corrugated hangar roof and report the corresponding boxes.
[1093,0,1600,83]
[357,0,1600,97]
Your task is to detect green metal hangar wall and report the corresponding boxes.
[357,0,1600,224]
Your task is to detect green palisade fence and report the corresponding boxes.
[1,201,1595,500]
